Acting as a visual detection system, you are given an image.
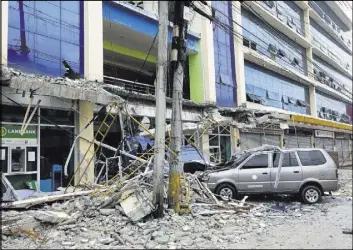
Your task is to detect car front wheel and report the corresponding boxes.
[301,185,322,204]
[216,183,236,201]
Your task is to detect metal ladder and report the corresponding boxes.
[65,103,120,193]
[179,172,191,213]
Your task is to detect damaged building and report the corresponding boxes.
[1,1,352,201]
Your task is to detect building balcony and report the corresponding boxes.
[243,1,311,48]
[308,1,352,55]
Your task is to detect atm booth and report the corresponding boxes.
[1,125,39,199]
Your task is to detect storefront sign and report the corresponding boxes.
[315,130,334,138]
[0,125,37,145]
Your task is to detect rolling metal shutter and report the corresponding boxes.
[261,134,280,147]
[315,138,333,151]
[240,133,261,150]
[285,135,311,149]
[336,139,351,165]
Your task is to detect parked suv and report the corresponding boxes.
[201,148,339,204]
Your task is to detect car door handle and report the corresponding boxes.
[293,171,300,173]
[262,172,268,175]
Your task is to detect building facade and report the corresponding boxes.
[1,1,352,195]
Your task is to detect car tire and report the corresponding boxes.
[216,183,236,201]
[301,185,322,204]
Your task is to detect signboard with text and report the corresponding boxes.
[0,125,37,145]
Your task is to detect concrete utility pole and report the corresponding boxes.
[153,1,169,218]
[168,1,189,211]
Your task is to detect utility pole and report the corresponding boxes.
[168,1,189,211]
[153,1,169,218]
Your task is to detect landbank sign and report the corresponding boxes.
[0,125,37,145]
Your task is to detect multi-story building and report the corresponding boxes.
[1,1,352,195]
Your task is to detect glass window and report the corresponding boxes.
[242,154,269,169]
[273,152,299,167]
[298,150,327,166]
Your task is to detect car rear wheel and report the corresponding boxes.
[301,185,322,204]
[216,183,236,201]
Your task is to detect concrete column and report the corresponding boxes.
[74,2,104,185]
[232,2,246,107]
[201,133,210,163]
[303,9,311,40]
[76,101,95,185]
[309,85,317,117]
[231,126,241,152]
[349,138,352,161]
[200,1,216,104]
[84,1,103,82]
[1,1,8,65]
[280,133,284,149]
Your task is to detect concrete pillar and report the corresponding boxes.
[76,101,95,185]
[75,2,104,185]
[309,85,317,117]
[231,126,241,152]
[200,1,216,104]
[232,2,246,107]
[280,133,284,149]
[349,138,352,161]
[201,133,210,163]
[84,1,103,82]
[303,9,311,40]
[1,1,8,65]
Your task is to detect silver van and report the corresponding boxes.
[201,148,339,204]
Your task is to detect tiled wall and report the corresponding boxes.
[242,8,307,76]
[213,1,237,107]
[245,61,309,114]
[7,1,83,77]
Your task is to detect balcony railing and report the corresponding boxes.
[104,76,155,96]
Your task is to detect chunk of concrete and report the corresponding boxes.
[33,211,71,224]
[119,188,154,222]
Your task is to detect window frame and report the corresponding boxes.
[297,150,327,166]
[239,152,270,170]
[271,151,301,168]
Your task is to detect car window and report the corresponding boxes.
[241,154,268,169]
[297,150,326,166]
[273,152,299,167]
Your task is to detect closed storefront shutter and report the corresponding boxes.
[336,139,351,166]
[315,138,333,151]
[285,135,311,149]
[240,133,261,150]
[261,134,280,147]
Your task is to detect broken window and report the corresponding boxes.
[243,38,250,48]
[287,16,295,28]
[253,86,267,98]
[276,5,285,22]
[297,100,308,107]
[220,74,232,85]
[282,95,289,104]
[247,93,261,104]
[250,41,257,51]
[277,48,286,58]
[291,57,299,66]
[241,154,269,169]
[267,90,279,101]
[208,127,232,163]
[268,44,277,55]
[273,152,298,167]
[288,97,297,105]
[264,1,275,8]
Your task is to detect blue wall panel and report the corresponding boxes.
[7,1,84,77]
[103,2,199,53]
[212,1,237,107]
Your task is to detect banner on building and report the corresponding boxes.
[0,125,37,145]
[314,130,334,138]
